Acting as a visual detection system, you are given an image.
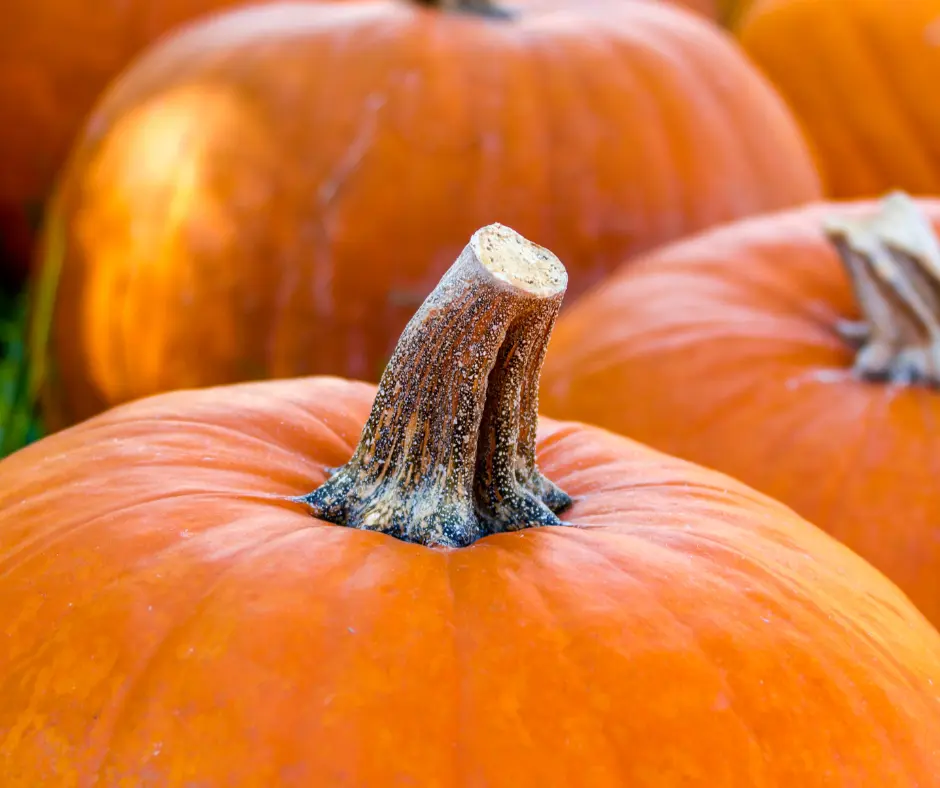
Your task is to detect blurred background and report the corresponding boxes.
[1,0,933,458]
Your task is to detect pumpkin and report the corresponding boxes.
[3,223,940,785]
[540,192,940,625]
[0,0,765,281]
[0,0,305,279]
[31,0,821,431]
[737,0,940,198]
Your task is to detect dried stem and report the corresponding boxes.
[297,224,571,548]
[823,191,940,387]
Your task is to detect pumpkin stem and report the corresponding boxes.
[824,191,940,387]
[297,224,572,547]
[413,0,512,19]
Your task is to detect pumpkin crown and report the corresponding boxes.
[824,192,940,387]
[297,223,571,547]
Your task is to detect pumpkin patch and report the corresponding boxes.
[3,1,940,783]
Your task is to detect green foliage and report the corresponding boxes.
[0,287,43,458]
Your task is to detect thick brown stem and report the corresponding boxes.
[823,191,940,387]
[413,0,512,19]
[297,224,571,548]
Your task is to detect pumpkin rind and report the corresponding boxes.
[3,374,940,783]
[738,0,940,198]
[0,0,293,278]
[33,0,820,430]
[3,222,940,784]
[540,196,940,626]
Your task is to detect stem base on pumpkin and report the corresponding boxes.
[824,191,940,387]
[298,224,571,548]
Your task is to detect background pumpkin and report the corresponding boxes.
[737,0,940,198]
[0,0,305,279]
[0,0,775,279]
[30,0,821,432]
[2,224,939,785]
[540,194,940,625]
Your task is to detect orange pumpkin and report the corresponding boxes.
[31,0,820,431]
[3,224,940,785]
[540,193,940,625]
[0,0,301,279]
[737,0,940,198]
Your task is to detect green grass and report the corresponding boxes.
[0,285,44,458]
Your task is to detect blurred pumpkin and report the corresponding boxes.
[540,193,940,624]
[0,0,305,279]
[738,0,940,198]
[31,0,820,430]
[0,0,778,279]
[3,224,940,785]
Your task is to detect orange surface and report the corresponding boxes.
[34,0,820,428]
[739,0,940,197]
[1,375,939,784]
[0,0,291,276]
[540,198,940,625]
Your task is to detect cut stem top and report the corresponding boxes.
[298,224,571,547]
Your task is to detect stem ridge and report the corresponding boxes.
[824,192,940,387]
[297,224,571,547]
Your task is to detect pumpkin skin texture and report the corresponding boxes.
[4,381,940,784]
[33,0,821,431]
[0,0,300,279]
[738,0,940,198]
[3,222,940,786]
[539,196,940,625]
